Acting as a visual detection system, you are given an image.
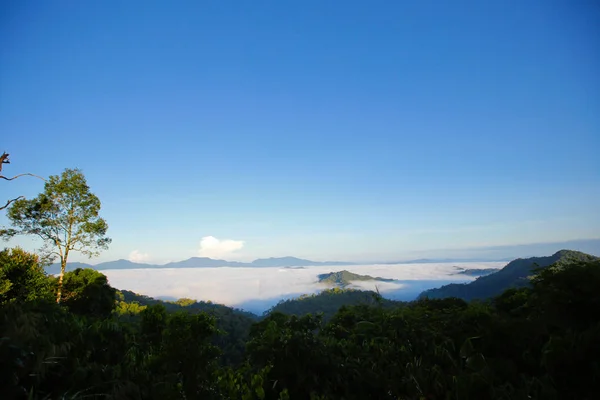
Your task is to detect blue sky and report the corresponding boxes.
[1,0,599,264]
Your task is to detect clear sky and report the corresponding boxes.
[1,0,599,264]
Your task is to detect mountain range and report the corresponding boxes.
[46,256,356,274]
[419,249,598,301]
[46,255,515,275]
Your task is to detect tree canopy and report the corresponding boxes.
[0,247,53,304]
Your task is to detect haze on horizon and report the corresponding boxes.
[1,1,599,264]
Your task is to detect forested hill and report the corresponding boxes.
[317,270,395,288]
[420,249,598,301]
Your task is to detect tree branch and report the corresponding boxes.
[0,152,44,180]
[0,196,24,210]
[0,173,46,181]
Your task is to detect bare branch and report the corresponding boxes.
[0,152,46,181]
[0,172,47,181]
[0,196,24,210]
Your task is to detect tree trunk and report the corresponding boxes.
[56,258,66,303]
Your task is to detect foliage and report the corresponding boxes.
[60,268,117,318]
[116,289,258,366]
[0,247,53,304]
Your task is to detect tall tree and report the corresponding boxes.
[3,168,111,303]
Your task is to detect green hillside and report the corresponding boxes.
[115,289,257,365]
[266,288,401,320]
[420,249,598,301]
[118,289,256,318]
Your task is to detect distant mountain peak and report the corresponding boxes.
[551,249,589,258]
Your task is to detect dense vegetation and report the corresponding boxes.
[2,246,600,399]
[420,250,598,300]
[115,290,257,365]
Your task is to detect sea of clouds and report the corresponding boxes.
[100,261,506,314]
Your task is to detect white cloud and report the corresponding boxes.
[198,236,244,258]
[129,250,151,264]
